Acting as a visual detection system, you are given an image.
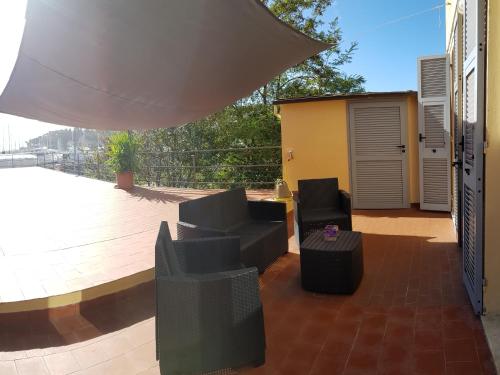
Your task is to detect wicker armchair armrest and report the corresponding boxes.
[157,266,260,312]
[173,236,242,273]
[295,198,303,222]
[156,266,261,336]
[156,268,264,374]
[177,221,226,239]
[188,266,260,284]
[248,200,286,221]
[339,190,352,215]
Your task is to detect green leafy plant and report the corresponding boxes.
[106,131,139,174]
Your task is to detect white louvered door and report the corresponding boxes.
[418,55,451,211]
[349,101,409,209]
[452,18,464,246]
[462,0,485,315]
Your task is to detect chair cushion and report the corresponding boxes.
[298,178,339,210]
[301,208,348,224]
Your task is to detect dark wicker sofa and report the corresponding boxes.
[177,188,288,273]
[155,221,265,375]
[296,178,352,243]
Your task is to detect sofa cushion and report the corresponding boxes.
[179,188,249,231]
[301,208,348,224]
[219,188,250,228]
[229,221,283,249]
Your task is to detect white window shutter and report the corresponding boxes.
[417,55,451,211]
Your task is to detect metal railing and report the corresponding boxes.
[4,146,282,189]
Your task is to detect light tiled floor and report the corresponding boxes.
[0,205,495,374]
[0,167,272,304]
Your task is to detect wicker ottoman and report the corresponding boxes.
[300,231,363,294]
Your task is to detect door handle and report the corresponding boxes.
[419,133,426,142]
[396,145,406,153]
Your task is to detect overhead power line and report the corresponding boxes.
[352,4,445,40]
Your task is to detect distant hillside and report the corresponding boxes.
[27,129,112,151]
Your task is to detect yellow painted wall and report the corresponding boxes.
[278,100,350,193]
[484,0,500,314]
[277,95,420,203]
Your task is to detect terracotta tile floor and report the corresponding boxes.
[0,167,272,304]
[0,201,496,374]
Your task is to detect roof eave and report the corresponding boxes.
[273,91,418,105]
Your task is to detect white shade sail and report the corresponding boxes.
[0,0,329,130]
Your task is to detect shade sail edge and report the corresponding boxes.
[0,0,331,130]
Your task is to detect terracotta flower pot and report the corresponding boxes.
[116,171,134,190]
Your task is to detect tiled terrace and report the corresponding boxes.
[0,167,272,312]
[0,172,495,374]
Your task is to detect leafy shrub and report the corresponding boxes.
[106,132,139,174]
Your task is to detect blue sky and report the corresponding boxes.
[329,0,445,92]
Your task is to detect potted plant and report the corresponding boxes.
[106,131,139,190]
[275,178,291,199]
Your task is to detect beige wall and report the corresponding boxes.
[484,0,500,314]
[278,95,419,203]
[279,100,350,193]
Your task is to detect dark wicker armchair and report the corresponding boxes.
[155,221,265,375]
[296,178,352,243]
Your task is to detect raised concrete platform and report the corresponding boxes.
[0,167,272,313]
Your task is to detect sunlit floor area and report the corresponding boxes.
[0,178,495,374]
[0,167,272,312]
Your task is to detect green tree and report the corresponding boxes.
[134,105,281,188]
[255,0,365,104]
